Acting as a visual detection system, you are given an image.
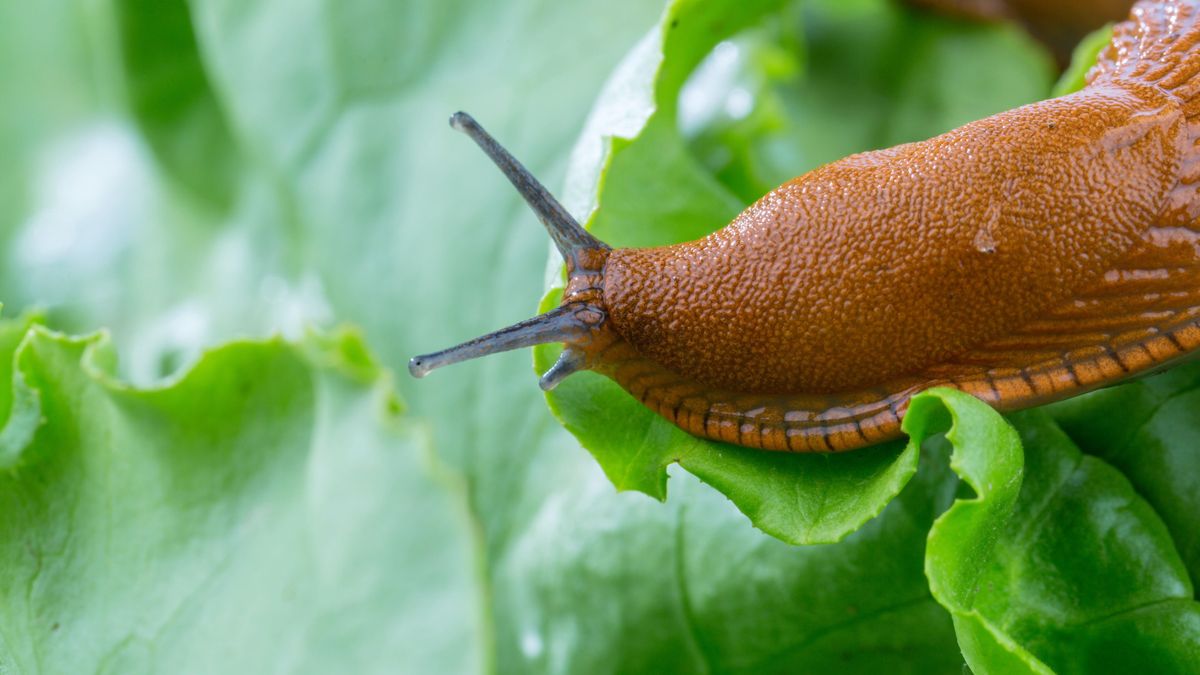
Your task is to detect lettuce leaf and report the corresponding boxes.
[0,317,483,673]
[914,391,1200,673]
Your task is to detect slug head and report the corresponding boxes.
[407,112,613,390]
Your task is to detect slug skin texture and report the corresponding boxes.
[584,0,1200,450]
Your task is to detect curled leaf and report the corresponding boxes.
[909,389,1200,673]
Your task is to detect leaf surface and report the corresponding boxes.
[909,389,1200,674]
[0,319,482,674]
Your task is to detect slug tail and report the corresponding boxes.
[1088,0,1200,93]
[1090,0,1200,221]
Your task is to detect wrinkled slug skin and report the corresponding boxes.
[607,85,1183,394]
[583,0,1200,451]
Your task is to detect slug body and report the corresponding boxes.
[412,0,1200,452]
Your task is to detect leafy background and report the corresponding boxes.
[1,0,1198,673]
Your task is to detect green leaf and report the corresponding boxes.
[1052,24,1113,97]
[685,0,1055,201]
[1048,362,1200,587]
[908,389,1200,673]
[0,311,47,468]
[0,320,483,673]
[492,438,965,673]
[538,0,1054,544]
[182,0,670,565]
[7,0,1198,673]
[0,0,680,670]
[114,0,242,210]
[0,0,323,383]
[535,290,917,545]
[0,2,111,244]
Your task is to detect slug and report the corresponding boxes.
[410,0,1200,452]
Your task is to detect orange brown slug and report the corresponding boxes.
[410,0,1200,452]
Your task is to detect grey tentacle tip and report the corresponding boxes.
[539,348,586,390]
[449,111,471,130]
[408,357,430,378]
